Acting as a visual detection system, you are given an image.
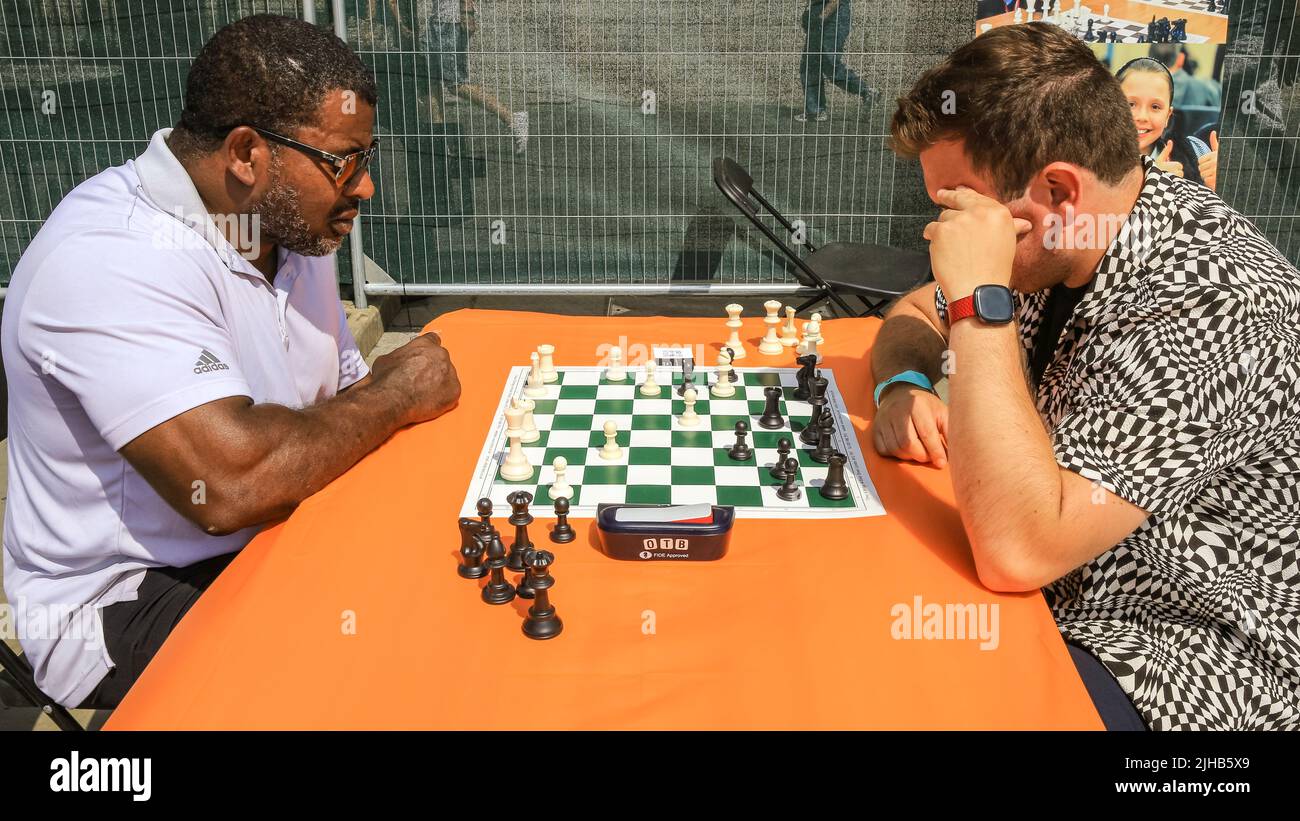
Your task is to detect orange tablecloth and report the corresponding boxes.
[105,309,1102,729]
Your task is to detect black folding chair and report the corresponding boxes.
[0,640,84,731]
[712,157,931,318]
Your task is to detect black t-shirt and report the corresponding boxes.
[1028,281,1090,389]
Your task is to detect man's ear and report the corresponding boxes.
[1040,162,1084,211]
[221,126,265,189]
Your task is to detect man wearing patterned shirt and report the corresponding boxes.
[872,23,1299,730]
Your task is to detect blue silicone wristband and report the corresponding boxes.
[874,370,934,407]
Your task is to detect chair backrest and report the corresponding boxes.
[711,157,831,291]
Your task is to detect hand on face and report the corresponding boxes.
[922,186,1032,302]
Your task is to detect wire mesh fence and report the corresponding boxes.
[2,2,1299,294]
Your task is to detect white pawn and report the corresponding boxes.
[599,419,623,460]
[538,344,558,383]
[759,299,784,356]
[524,351,547,398]
[679,388,700,427]
[606,346,627,381]
[1014,6,1023,23]
[639,363,661,397]
[723,303,747,360]
[799,320,821,361]
[807,312,824,346]
[711,351,736,398]
[550,456,573,500]
[500,405,534,481]
[514,397,540,443]
[780,306,799,347]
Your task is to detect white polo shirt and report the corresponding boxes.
[1,128,368,707]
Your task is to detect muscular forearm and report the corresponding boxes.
[945,321,1062,586]
[202,378,424,534]
[870,303,948,395]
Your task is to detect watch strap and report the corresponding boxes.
[874,370,934,407]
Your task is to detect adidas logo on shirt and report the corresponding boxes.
[193,349,230,374]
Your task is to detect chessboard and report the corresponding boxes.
[1132,0,1227,17]
[459,365,885,520]
[1045,13,1210,43]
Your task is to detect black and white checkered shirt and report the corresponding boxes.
[937,158,1300,730]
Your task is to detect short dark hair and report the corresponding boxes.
[1148,44,1182,70]
[890,23,1140,200]
[170,14,378,159]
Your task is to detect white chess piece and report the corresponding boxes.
[679,388,700,427]
[800,320,821,361]
[606,346,627,381]
[807,313,825,347]
[639,363,661,397]
[537,344,558,383]
[981,22,992,33]
[723,303,746,360]
[1014,6,1023,23]
[514,397,540,443]
[524,352,547,398]
[549,456,573,500]
[780,306,799,347]
[599,419,622,460]
[759,299,784,355]
[1102,3,1109,21]
[500,405,534,481]
[711,351,736,398]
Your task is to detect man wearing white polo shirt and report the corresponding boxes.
[1,15,461,709]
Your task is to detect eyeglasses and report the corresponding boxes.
[248,126,379,186]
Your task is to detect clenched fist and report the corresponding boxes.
[370,332,462,426]
[872,384,949,468]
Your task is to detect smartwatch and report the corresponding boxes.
[874,370,934,407]
[946,285,1014,326]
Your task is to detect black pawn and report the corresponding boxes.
[476,497,493,528]
[800,374,828,446]
[793,354,817,400]
[505,490,534,573]
[770,437,792,480]
[810,409,836,464]
[677,360,696,396]
[758,385,785,429]
[516,547,537,599]
[728,420,753,461]
[723,347,740,382]
[480,527,516,605]
[522,550,563,640]
[457,518,488,579]
[819,452,849,501]
[550,496,576,544]
[775,457,801,501]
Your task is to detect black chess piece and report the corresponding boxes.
[770,437,792,480]
[516,547,537,599]
[677,360,696,396]
[457,518,489,579]
[810,409,836,464]
[819,453,850,501]
[1172,18,1186,42]
[550,496,576,544]
[1137,33,1146,43]
[480,526,516,605]
[522,550,563,640]
[1207,0,1216,12]
[1084,18,1095,41]
[800,374,828,446]
[505,490,534,572]
[476,497,494,528]
[793,354,817,400]
[775,457,801,501]
[758,386,785,429]
[728,420,753,461]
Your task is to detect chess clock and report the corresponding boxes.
[595,504,735,561]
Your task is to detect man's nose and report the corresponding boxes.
[345,169,376,200]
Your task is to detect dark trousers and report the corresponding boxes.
[77,551,237,709]
[1066,641,1148,731]
[800,0,870,114]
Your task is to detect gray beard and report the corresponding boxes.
[252,153,344,258]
